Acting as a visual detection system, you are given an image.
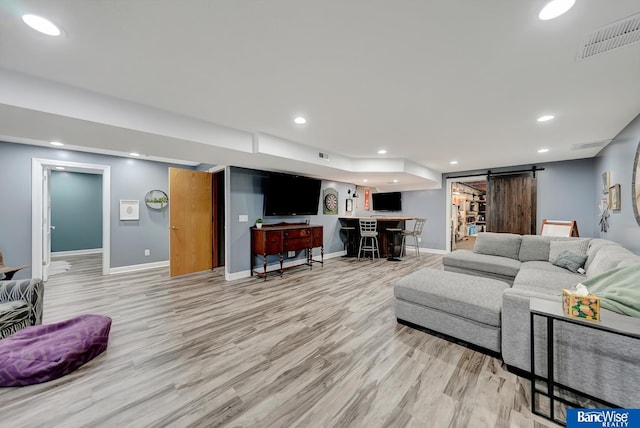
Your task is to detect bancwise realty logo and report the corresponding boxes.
[567,409,640,428]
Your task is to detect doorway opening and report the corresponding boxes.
[445,176,486,252]
[450,179,487,251]
[32,158,111,281]
[212,169,225,269]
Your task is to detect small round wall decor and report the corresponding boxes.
[323,188,339,215]
[144,190,169,210]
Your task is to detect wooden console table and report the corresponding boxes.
[250,223,323,281]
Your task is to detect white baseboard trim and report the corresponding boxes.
[109,260,169,275]
[52,248,103,256]
[404,247,448,255]
[225,250,344,281]
[420,247,448,255]
[323,250,345,260]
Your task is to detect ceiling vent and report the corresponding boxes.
[578,13,640,59]
[570,140,611,150]
[318,152,330,161]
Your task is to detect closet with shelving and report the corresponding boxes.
[451,181,487,249]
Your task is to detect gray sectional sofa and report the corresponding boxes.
[440,232,640,408]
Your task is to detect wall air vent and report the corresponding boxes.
[570,140,611,150]
[578,13,640,59]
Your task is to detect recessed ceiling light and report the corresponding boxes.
[450,160,459,165]
[130,152,141,157]
[50,141,64,147]
[392,179,398,183]
[537,115,555,122]
[538,0,576,21]
[377,149,387,155]
[294,116,307,125]
[538,148,550,153]
[22,14,61,36]
[55,166,65,170]
[363,179,368,183]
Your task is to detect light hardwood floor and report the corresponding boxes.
[2,253,559,428]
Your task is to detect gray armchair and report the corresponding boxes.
[0,278,44,339]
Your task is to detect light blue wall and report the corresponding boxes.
[227,167,353,274]
[535,158,596,237]
[5,111,637,280]
[401,189,447,250]
[51,171,103,252]
[352,189,446,250]
[594,113,640,253]
[373,158,598,252]
[0,141,192,279]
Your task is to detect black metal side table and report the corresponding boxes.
[529,298,640,424]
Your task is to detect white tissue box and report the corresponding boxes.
[562,289,600,322]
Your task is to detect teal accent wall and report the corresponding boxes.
[51,171,103,252]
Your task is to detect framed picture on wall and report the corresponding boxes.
[601,171,611,194]
[120,199,140,220]
[609,184,621,210]
[345,198,353,212]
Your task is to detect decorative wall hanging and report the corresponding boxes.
[345,198,353,212]
[609,184,621,211]
[119,200,139,220]
[601,171,611,194]
[144,190,169,210]
[364,187,370,211]
[633,141,640,226]
[322,188,338,215]
[599,198,610,232]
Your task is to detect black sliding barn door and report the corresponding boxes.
[486,174,537,235]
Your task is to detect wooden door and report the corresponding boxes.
[169,168,213,276]
[486,174,537,235]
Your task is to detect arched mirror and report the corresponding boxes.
[633,140,640,226]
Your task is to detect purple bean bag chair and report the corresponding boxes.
[0,314,111,386]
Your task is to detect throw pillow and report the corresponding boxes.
[473,232,522,260]
[548,239,589,262]
[518,235,553,262]
[552,250,588,273]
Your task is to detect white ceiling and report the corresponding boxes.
[1,1,639,191]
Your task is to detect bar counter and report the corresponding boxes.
[338,217,415,257]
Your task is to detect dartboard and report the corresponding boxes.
[324,193,338,211]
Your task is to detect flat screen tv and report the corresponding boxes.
[372,191,402,211]
[263,173,322,216]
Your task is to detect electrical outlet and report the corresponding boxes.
[288,251,295,257]
[144,249,150,256]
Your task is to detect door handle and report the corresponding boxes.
[171,226,179,230]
